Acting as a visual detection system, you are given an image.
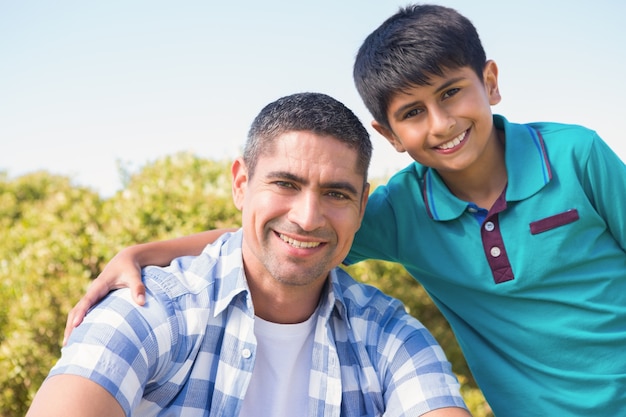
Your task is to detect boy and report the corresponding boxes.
[66,5,626,416]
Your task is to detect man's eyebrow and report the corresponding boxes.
[267,171,359,196]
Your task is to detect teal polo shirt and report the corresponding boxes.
[346,115,626,416]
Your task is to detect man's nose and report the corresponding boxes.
[287,192,325,231]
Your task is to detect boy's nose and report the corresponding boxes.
[429,106,456,135]
[288,193,325,232]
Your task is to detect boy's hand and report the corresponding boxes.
[63,249,146,346]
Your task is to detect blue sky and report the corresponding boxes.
[2,1,624,197]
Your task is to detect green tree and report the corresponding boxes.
[0,172,103,416]
[0,156,492,416]
[102,153,238,249]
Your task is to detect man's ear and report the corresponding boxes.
[372,120,406,153]
[483,60,502,106]
[231,157,248,211]
[359,182,370,221]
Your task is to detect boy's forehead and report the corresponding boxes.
[408,65,477,90]
[391,65,480,100]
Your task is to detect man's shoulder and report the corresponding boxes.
[143,255,214,297]
[332,268,420,329]
[331,269,444,369]
[143,230,244,300]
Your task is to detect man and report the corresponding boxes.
[27,92,470,416]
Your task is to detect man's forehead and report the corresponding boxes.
[256,131,364,182]
[263,131,355,157]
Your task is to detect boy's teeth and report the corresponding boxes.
[279,233,321,249]
[438,132,465,150]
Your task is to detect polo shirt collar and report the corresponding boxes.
[422,114,552,221]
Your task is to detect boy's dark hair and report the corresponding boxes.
[353,4,487,129]
[245,92,372,181]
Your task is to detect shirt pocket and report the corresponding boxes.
[529,209,579,235]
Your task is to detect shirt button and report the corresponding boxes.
[468,207,478,213]
[484,221,495,232]
[490,247,501,257]
[242,348,252,359]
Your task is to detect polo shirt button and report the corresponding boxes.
[242,348,252,359]
[484,221,495,232]
[490,247,501,257]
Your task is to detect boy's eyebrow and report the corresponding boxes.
[392,76,465,119]
[434,76,464,94]
[267,170,360,196]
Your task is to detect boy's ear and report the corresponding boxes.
[483,60,502,106]
[231,157,248,211]
[372,120,406,153]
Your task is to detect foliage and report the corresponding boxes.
[97,154,237,261]
[0,172,102,416]
[0,155,491,416]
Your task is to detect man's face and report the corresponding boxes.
[232,130,369,290]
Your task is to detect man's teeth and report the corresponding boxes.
[279,234,321,249]
[438,132,466,150]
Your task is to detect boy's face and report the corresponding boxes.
[232,130,369,291]
[373,61,502,177]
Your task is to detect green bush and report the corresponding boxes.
[0,154,491,416]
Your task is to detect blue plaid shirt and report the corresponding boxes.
[51,230,466,416]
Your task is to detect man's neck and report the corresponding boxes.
[247,275,326,324]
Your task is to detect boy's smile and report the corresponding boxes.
[435,130,468,152]
[372,62,503,187]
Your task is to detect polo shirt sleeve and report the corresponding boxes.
[583,133,626,250]
[347,183,400,265]
[48,286,175,415]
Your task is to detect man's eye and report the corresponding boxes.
[274,181,295,189]
[327,191,349,200]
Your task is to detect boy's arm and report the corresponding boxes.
[586,135,626,249]
[63,228,235,345]
[26,375,124,417]
[422,408,472,416]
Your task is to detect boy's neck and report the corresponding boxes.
[439,128,507,210]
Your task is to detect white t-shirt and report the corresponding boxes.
[239,313,316,417]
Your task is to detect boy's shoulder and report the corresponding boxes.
[527,120,600,163]
[497,114,596,141]
[526,120,596,138]
[499,115,600,158]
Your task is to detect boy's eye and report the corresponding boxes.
[404,108,424,119]
[442,87,460,99]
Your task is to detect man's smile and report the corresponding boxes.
[278,233,322,249]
